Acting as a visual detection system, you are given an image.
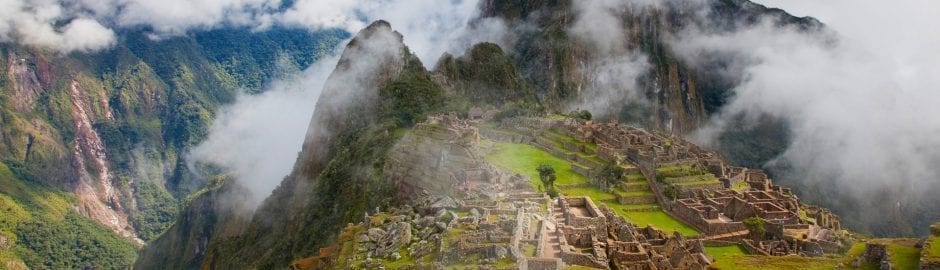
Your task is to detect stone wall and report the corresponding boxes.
[740,240,771,256]
[616,194,657,205]
[479,127,533,143]
[523,258,564,270]
[560,197,608,241]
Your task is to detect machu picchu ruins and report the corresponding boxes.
[284,110,925,270]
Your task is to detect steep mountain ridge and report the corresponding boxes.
[0,28,344,267]
[170,21,448,269]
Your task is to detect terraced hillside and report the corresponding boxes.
[281,113,940,270]
[482,127,700,236]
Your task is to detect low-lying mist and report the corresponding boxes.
[677,0,940,235]
[187,0,508,209]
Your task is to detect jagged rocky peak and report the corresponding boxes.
[309,19,408,129]
[297,20,411,171]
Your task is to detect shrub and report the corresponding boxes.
[743,217,767,239]
[568,109,592,121]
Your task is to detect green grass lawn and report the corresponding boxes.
[612,188,654,198]
[662,174,718,184]
[705,240,919,270]
[706,244,845,270]
[656,164,706,178]
[705,245,747,266]
[926,234,940,264]
[614,209,699,236]
[484,142,589,188]
[484,141,700,236]
[886,240,921,270]
[673,179,722,187]
[560,186,617,201]
[578,153,606,165]
[708,254,841,270]
[621,204,660,211]
[842,242,878,269]
[624,174,646,182]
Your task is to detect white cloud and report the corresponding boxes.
[674,0,940,233]
[2,0,502,61]
[0,0,114,53]
[566,0,651,117]
[189,55,338,207]
[187,1,498,207]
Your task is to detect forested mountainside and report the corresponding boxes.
[134,1,842,268]
[0,28,344,268]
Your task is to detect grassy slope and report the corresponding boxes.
[879,239,922,270]
[704,241,910,270]
[483,141,588,188]
[705,244,848,270]
[483,142,698,236]
[927,231,940,265]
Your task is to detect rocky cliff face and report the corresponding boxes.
[479,0,820,134]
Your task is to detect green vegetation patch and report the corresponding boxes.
[662,174,718,184]
[656,164,707,178]
[612,188,654,198]
[483,142,698,236]
[928,235,940,263]
[707,253,840,269]
[706,242,889,270]
[561,186,617,202]
[885,240,921,270]
[0,164,138,269]
[484,142,589,188]
[613,209,699,236]
[705,244,747,260]
[624,174,647,182]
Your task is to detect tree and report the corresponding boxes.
[568,109,592,121]
[536,164,557,190]
[664,185,678,200]
[600,164,625,187]
[743,217,767,239]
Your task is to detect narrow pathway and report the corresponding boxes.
[539,200,564,258]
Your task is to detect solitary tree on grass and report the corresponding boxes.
[537,164,557,197]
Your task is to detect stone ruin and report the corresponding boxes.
[388,113,532,202]
[547,196,711,270]
[294,114,855,269]
[442,192,550,267]
[554,197,609,268]
[548,117,846,257]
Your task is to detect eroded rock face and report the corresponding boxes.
[5,52,45,113]
[67,80,139,242]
